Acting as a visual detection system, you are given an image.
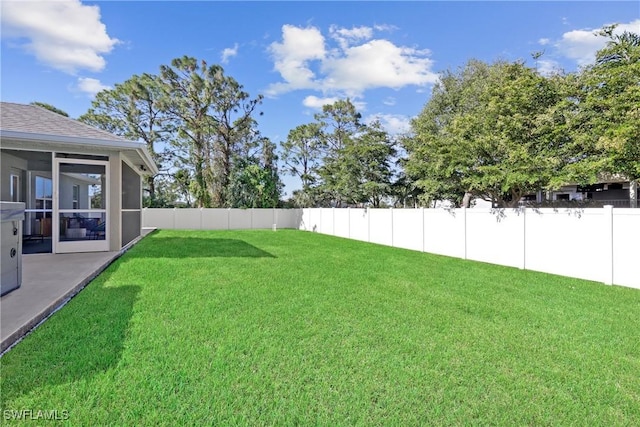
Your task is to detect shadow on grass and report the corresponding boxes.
[0,267,139,405]
[132,237,275,258]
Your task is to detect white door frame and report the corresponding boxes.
[53,157,109,253]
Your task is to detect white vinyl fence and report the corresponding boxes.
[141,207,639,289]
[142,208,301,231]
[299,207,640,290]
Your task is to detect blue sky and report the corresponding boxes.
[1,1,638,196]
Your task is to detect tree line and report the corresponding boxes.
[66,26,637,209]
[403,26,639,208]
[79,56,280,208]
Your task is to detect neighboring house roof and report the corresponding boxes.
[0,102,158,175]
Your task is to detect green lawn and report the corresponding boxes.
[1,229,639,426]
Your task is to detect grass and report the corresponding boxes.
[1,229,639,426]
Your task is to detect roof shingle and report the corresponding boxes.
[0,102,131,143]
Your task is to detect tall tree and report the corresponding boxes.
[404,59,565,208]
[281,123,323,207]
[78,74,168,204]
[159,56,263,207]
[314,99,363,206]
[338,120,396,207]
[228,137,282,208]
[566,26,640,207]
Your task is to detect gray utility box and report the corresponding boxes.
[1,202,25,296]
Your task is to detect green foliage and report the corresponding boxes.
[391,168,423,208]
[30,101,69,117]
[159,56,266,208]
[564,27,640,183]
[405,59,566,207]
[314,99,365,206]
[228,138,282,208]
[283,99,397,207]
[337,120,396,207]
[79,56,273,208]
[2,230,639,425]
[405,27,639,208]
[281,123,323,206]
[78,73,169,204]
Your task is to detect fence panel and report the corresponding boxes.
[142,208,175,229]
[466,209,525,269]
[349,209,369,242]
[201,209,229,230]
[423,209,465,259]
[307,209,322,233]
[613,210,640,289]
[228,209,252,229]
[300,209,312,231]
[252,209,275,229]
[333,209,350,238]
[369,209,393,246]
[392,209,423,251]
[320,208,334,235]
[525,209,605,283]
[275,209,300,229]
[173,208,201,230]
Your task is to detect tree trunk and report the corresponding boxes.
[630,180,638,208]
[146,175,155,204]
[461,192,473,208]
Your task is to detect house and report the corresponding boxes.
[548,177,638,208]
[0,102,158,254]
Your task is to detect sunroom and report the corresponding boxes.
[0,102,158,254]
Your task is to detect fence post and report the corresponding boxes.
[421,207,425,253]
[367,207,371,243]
[173,207,176,230]
[603,205,614,285]
[273,207,277,231]
[333,207,336,236]
[390,207,394,247]
[347,207,351,238]
[521,207,526,270]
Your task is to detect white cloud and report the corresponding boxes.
[538,38,550,46]
[383,97,396,106]
[221,43,239,64]
[266,24,437,98]
[1,0,119,74]
[302,95,340,109]
[322,40,437,95]
[365,113,411,135]
[77,77,111,96]
[554,19,640,66]
[373,24,397,33]
[330,25,373,49]
[267,25,326,92]
[302,96,366,112]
